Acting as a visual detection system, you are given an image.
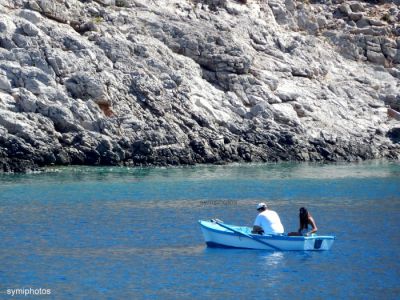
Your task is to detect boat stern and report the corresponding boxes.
[304,235,336,250]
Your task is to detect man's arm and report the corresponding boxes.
[252,215,263,234]
[252,225,263,234]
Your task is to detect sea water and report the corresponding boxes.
[0,161,399,299]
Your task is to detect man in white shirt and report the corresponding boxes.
[252,202,284,235]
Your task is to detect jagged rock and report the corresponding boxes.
[28,0,70,24]
[18,9,42,24]
[272,103,300,125]
[0,0,398,172]
[338,4,351,16]
[356,17,370,28]
[0,70,12,91]
[367,50,386,64]
[387,128,400,143]
[349,13,363,22]
[382,94,400,111]
[94,0,116,6]
[350,3,365,13]
[65,73,105,101]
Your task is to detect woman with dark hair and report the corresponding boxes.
[288,207,318,236]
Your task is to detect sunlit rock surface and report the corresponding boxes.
[0,0,399,172]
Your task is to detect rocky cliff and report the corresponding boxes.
[0,0,399,172]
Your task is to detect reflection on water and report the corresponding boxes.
[0,245,207,259]
[1,161,399,186]
[260,251,285,267]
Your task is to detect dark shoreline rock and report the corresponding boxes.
[1,137,399,173]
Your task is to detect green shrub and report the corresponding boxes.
[93,16,103,24]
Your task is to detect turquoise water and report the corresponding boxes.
[0,162,399,299]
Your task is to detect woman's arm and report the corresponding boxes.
[307,216,318,236]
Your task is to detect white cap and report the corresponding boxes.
[257,202,267,210]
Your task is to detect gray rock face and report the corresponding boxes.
[0,0,399,172]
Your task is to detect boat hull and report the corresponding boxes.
[199,220,335,251]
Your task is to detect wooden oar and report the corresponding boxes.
[215,221,281,251]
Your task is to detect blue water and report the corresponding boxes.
[0,162,399,299]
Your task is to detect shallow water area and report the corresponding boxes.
[0,161,399,299]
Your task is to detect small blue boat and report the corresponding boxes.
[199,220,335,251]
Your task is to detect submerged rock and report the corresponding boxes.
[0,0,399,172]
